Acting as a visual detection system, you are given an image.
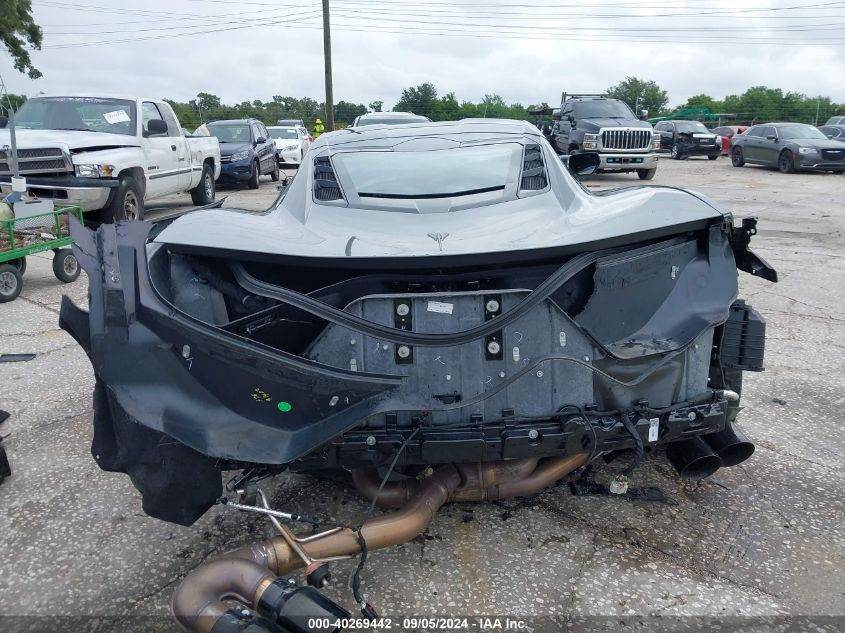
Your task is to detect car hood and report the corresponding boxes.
[789,138,845,149]
[579,118,653,131]
[156,185,727,260]
[218,143,252,156]
[0,128,140,152]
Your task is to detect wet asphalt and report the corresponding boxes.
[0,159,843,631]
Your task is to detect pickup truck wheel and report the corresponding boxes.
[190,164,216,205]
[708,155,718,161]
[0,264,23,303]
[778,150,795,174]
[670,143,682,160]
[52,249,81,283]
[637,168,657,180]
[248,161,260,189]
[270,161,280,182]
[103,175,144,222]
[731,147,745,167]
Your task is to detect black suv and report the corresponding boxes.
[654,120,721,160]
[207,119,279,188]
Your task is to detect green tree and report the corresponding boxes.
[1,0,42,78]
[1,92,26,116]
[368,100,383,113]
[606,77,669,116]
[683,94,722,112]
[334,100,367,125]
[395,82,439,118]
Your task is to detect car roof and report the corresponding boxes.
[358,111,421,117]
[207,119,257,125]
[316,119,543,149]
[267,125,299,129]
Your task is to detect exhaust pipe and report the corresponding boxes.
[173,454,590,632]
[703,421,754,467]
[666,436,722,480]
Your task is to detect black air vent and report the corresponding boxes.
[313,156,344,201]
[520,143,547,191]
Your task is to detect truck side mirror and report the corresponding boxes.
[0,116,7,128]
[565,152,600,177]
[144,119,168,136]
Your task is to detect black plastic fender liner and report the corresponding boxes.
[62,218,403,465]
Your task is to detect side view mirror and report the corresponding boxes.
[145,119,168,136]
[0,116,7,128]
[255,137,266,145]
[565,152,600,177]
[766,134,778,141]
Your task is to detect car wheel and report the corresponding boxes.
[778,150,795,174]
[731,147,745,167]
[0,264,23,303]
[52,249,81,283]
[708,155,718,161]
[103,174,144,222]
[270,161,280,182]
[671,143,682,160]
[190,163,216,206]
[832,169,844,174]
[637,168,657,180]
[248,161,260,189]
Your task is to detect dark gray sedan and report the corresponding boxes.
[731,123,845,173]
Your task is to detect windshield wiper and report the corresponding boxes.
[359,185,505,199]
[52,127,109,133]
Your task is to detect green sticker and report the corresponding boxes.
[277,401,292,413]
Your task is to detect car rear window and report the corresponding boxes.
[334,143,521,199]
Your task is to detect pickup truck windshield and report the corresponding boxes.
[335,143,520,199]
[14,97,136,136]
[207,124,251,143]
[573,100,635,119]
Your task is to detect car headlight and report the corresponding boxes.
[583,132,599,150]
[652,132,661,149]
[75,164,115,178]
[284,144,299,151]
[798,147,819,155]
[714,135,722,145]
[230,149,251,162]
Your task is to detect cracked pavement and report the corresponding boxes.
[0,161,843,630]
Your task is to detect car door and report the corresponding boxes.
[158,102,192,191]
[741,126,763,162]
[253,122,271,173]
[658,123,674,150]
[757,126,780,166]
[140,101,180,198]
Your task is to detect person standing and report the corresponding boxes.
[313,118,325,137]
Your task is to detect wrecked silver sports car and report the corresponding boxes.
[60,120,775,632]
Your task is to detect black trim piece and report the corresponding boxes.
[149,168,193,181]
[230,250,602,347]
[358,184,505,199]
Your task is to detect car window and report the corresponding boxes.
[251,123,263,141]
[142,102,167,137]
[777,124,827,140]
[269,128,299,140]
[334,143,522,200]
[759,126,776,138]
[573,100,634,119]
[158,103,182,137]
[207,123,251,143]
[675,121,709,134]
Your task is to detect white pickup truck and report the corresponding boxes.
[0,95,220,222]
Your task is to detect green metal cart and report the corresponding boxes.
[0,205,83,303]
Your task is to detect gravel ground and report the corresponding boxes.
[0,158,843,632]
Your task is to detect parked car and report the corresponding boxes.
[731,122,845,173]
[712,125,748,156]
[350,111,432,127]
[206,119,279,188]
[824,115,845,125]
[819,125,845,141]
[0,95,220,222]
[267,125,310,167]
[549,93,659,180]
[275,119,313,143]
[654,120,721,160]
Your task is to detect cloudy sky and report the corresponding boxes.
[3,0,845,108]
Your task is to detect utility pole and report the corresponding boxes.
[322,0,335,131]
